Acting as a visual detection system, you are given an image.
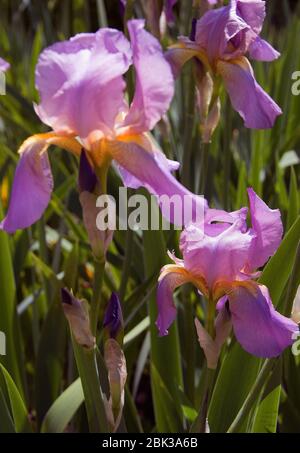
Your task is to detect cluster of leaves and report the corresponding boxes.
[0,0,299,433]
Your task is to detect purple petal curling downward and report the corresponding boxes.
[228,283,298,358]
[217,57,282,129]
[156,270,188,336]
[0,136,53,233]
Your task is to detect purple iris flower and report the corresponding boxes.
[156,188,298,358]
[0,19,206,233]
[167,0,282,129]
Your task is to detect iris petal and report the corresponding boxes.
[228,282,298,358]
[217,57,282,128]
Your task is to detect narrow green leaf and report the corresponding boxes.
[151,364,183,432]
[251,360,282,433]
[72,340,109,433]
[35,299,67,428]
[41,378,84,433]
[286,167,299,231]
[0,199,26,399]
[208,343,261,432]
[0,363,32,433]
[143,192,183,432]
[0,389,15,433]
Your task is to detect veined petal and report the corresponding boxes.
[35,29,132,139]
[195,4,252,62]
[228,282,298,358]
[204,206,248,236]
[156,266,191,336]
[217,57,282,129]
[108,135,207,227]
[247,187,283,270]
[0,133,80,233]
[180,219,253,288]
[248,36,280,61]
[123,19,174,133]
[0,134,54,233]
[235,0,266,35]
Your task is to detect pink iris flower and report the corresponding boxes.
[156,188,298,358]
[167,0,282,129]
[0,19,206,233]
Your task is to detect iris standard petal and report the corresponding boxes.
[123,19,174,133]
[108,136,207,227]
[180,219,253,288]
[217,57,282,128]
[35,29,132,139]
[195,4,251,62]
[156,266,190,336]
[235,0,266,35]
[248,36,280,61]
[204,206,248,236]
[228,282,298,358]
[247,187,283,270]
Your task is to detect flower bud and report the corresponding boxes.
[103,338,127,432]
[78,150,113,259]
[195,63,214,119]
[103,293,124,345]
[201,97,221,144]
[61,288,95,350]
[78,149,97,194]
[194,305,231,369]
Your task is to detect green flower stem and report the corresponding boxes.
[124,0,134,34]
[119,227,134,302]
[206,296,216,339]
[223,101,233,211]
[283,240,300,317]
[190,367,215,433]
[72,339,109,433]
[227,358,277,433]
[181,65,196,189]
[90,257,106,337]
[183,288,196,404]
[198,142,210,195]
[90,163,109,336]
[191,297,216,432]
